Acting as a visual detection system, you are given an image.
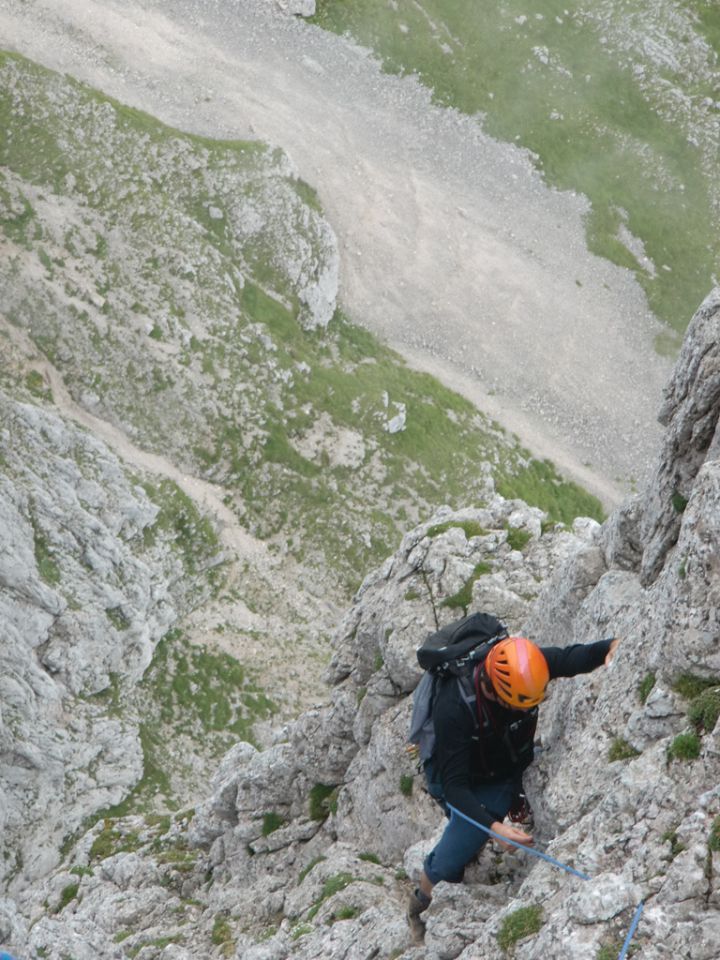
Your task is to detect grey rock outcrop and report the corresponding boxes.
[0,390,217,891]
[274,0,317,18]
[639,288,720,585]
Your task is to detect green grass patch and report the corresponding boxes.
[497,457,604,525]
[496,904,544,951]
[127,935,184,957]
[306,873,355,920]
[25,368,51,400]
[298,855,327,885]
[399,774,414,797]
[427,519,489,539]
[608,738,640,762]
[671,491,689,513]
[309,783,339,821]
[106,606,130,631]
[89,820,142,861]
[638,673,656,704]
[597,945,627,960]
[328,905,359,923]
[358,852,381,864]
[440,561,492,612]
[211,914,233,946]
[506,526,532,552]
[122,630,278,806]
[661,828,685,860]
[31,522,60,586]
[687,687,720,734]
[140,478,219,575]
[159,633,274,734]
[311,0,718,332]
[667,731,701,762]
[709,816,720,853]
[262,812,285,836]
[53,882,80,913]
[673,674,720,700]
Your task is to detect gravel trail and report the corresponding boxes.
[0,0,675,507]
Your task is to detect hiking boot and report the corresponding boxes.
[407,888,431,944]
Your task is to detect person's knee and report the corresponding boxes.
[423,852,465,886]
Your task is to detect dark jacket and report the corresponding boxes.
[432,639,612,829]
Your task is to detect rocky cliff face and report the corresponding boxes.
[2,289,718,959]
[0,384,221,893]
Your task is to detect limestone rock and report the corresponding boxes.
[0,394,205,889]
[274,0,316,18]
[640,288,720,585]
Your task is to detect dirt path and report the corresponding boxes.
[2,313,336,716]
[0,0,674,508]
[0,313,269,561]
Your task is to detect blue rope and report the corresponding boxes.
[447,803,591,881]
[446,803,645,954]
[617,900,644,959]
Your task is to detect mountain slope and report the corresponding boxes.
[2,290,718,960]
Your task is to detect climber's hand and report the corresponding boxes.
[490,821,533,851]
[605,638,620,665]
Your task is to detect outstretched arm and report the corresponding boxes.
[541,637,617,679]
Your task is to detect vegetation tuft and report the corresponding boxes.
[638,673,656,704]
[496,904,544,951]
[261,812,285,836]
[140,479,220,575]
[661,828,685,860]
[505,526,532,552]
[358,852,381,864]
[709,816,720,853]
[441,561,492,612]
[306,873,355,920]
[309,783,339,821]
[673,674,720,700]
[211,914,234,949]
[399,774,414,797]
[53,882,80,913]
[687,687,720,734]
[667,732,701,762]
[427,520,489,539]
[31,518,60,586]
[608,738,640,762]
[298,856,326,885]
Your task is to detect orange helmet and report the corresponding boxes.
[485,636,549,709]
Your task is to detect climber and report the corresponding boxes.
[407,630,619,942]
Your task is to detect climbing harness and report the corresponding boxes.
[446,803,645,959]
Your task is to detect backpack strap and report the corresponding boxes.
[456,673,481,733]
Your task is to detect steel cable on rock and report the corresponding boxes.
[446,803,645,959]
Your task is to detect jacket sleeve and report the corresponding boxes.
[433,684,496,830]
[541,639,613,679]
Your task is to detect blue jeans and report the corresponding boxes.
[423,760,516,885]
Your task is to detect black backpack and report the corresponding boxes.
[408,613,508,762]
